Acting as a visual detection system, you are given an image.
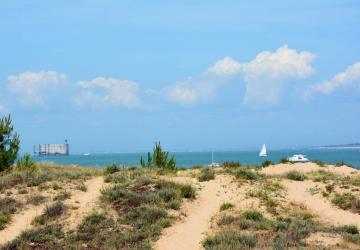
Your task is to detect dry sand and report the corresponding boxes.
[63,176,106,230]
[261,162,358,176]
[155,175,239,250]
[0,176,105,245]
[283,179,360,228]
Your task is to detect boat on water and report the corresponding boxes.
[208,151,220,167]
[287,154,309,162]
[83,153,91,156]
[259,144,267,157]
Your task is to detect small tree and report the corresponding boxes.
[0,115,20,171]
[140,141,176,170]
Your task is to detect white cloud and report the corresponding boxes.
[7,71,67,106]
[208,56,243,76]
[76,77,141,108]
[306,62,360,97]
[168,45,316,106]
[242,45,315,106]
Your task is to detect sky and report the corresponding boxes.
[0,0,360,153]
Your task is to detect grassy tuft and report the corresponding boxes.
[220,202,235,211]
[285,170,305,181]
[197,167,215,182]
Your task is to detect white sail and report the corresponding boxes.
[259,144,267,157]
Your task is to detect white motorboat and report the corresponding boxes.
[83,153,91,156]
[287,154,309,162]
[259,144,267,157]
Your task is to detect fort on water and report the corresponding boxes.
[34,140,69,156]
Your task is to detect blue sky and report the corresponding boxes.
[0,0,360,153]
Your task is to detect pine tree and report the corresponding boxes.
[0,115,20,171]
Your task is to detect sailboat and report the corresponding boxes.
[208,150,220,167]
[259,144,267,157]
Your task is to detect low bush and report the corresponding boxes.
[33,202,66,225]
[242,210,263,221]
[286,170,305,181]
[203,231,257,249]
[0,197,22,229]
[27,195,46,205]
[220,202,234,211]
[280,158,289,164]
[331,192,360,212]
[104,163,121,175]
[197,167,215,182]
[222,161,241,168]
[312,160,325,167]
[53,191,71,201]
[179,184,196,199]
[262,160,273,167]
[16,154,38,172]
[234,168,261,180]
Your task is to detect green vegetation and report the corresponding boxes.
[220,202,234,211]
[242,210,263,221]
[203,231,256,249]
[27,195,46,206]
[32,202,66,225]
[0,164,100,192]
[53,191,71,201]
[0,197,22,230]
[222,161,241,168]
[230,168,262,180]
[331,192,360,212]
[0,115,20,172]
[16,154,37,172]
[104,163,121,175]
[312,160,325,167]
[203,208,353,249]
[197,167,215,182]
[261,160,273,167]
[280,158,290,164]
[140,141,176,170]
[285,170,306,181]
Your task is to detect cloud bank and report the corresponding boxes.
[76,77,141,108]
[7,71,67,106]
[306,62,360,98]
[167,45,316,106]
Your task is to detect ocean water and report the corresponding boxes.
[33,148,360,169]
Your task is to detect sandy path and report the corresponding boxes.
[0,176,105,245]
[63,176,105,230]
[0,203,47,245]
[283,179,360,227]
[155,175,238,250]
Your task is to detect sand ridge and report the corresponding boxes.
[155,174,239,250]
[0,176,105,245]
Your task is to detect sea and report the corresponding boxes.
[33,148,360,169]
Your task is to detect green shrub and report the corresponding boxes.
[331,192,360,211]
[242,210,263,221]
[44,202,66,218]
[312,160,325,167]
[16,154,38,172]
[52,182,61,190]
[104,163,121,175]
[179,184,196,199]
[17,188,28,194]
[339,225,359,234]
[140,141,176,170]
[0,212,10,230]
[280,158,289,164]
[222,161,241,168]
[286,170,305,181]
[53,191,71,201]
[27,195,46,205]
[220,202,234,211]
[0,115,20,172]
[234,168,260,180]
[197,167,215,182]
[262,160,273,167]
[76,182,87,192]
[217,215,236,226]
[203,231,257,249]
